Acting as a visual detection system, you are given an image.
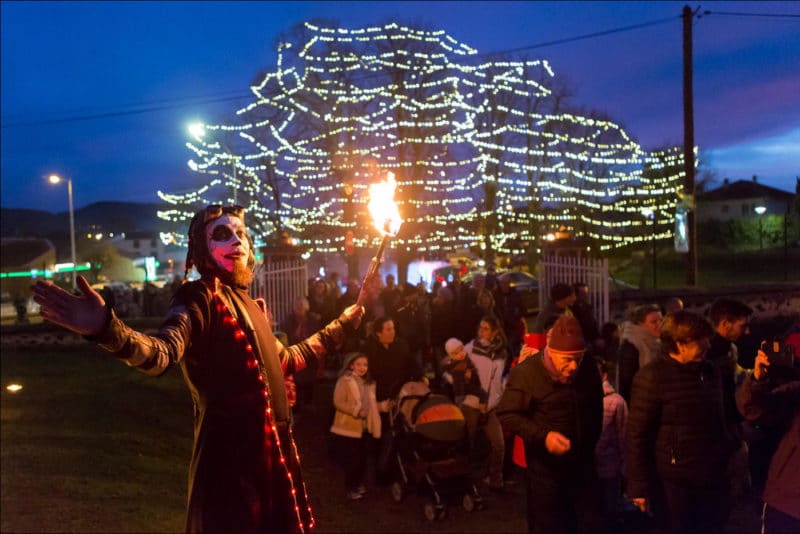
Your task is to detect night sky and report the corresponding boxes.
[2,1,798,213]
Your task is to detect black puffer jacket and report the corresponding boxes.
[625,354,736,498]
[497,353,603,481]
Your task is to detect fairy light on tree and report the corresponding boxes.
[159,21,686,261]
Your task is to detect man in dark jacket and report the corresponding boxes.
[707,298,753,432]
[707,298,754,499]
[736,347,800,534]
[626,310,736,533]
[498,315,603,533]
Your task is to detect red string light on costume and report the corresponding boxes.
[212,291,314,533]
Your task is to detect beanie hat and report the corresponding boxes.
[445,337,464,356]
[548,315,585,353]
[550,283,574,302]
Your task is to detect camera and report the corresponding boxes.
[761,340,796,368]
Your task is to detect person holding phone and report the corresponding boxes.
[736,342,800,533]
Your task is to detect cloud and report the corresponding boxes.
[708,127,800,191]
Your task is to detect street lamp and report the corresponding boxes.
[187,122,240,204]
[754,204,766,251]
[641,207,657,288]
[48,174,77,290]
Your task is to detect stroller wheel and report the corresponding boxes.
[462,493,476,512]
[423,502,436,521]
[436,505,448,520]
[390,481,405,503]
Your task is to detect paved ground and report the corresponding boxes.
[290,380,763,533]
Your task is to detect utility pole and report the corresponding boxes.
[683,5,698,286]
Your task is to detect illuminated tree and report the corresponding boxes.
[158,21,685,261]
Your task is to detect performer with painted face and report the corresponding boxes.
[32,204,366,533]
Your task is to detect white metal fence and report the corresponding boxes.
[537,255,610,326]
[249,259,308,328]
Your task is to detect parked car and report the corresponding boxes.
[503,270,539,315]
[0,292,40,321]
[461,269,540,315]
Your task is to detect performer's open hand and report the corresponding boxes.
[340,303,365,330]
[31,275,107,336]
[544,431,571,456]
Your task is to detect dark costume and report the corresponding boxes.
[497,352,603,533]
[95,278,351,533]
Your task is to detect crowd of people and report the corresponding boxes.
[30,202,798,534]
[301,271,799,534]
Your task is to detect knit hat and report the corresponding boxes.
[445,337,464,356]
[550,283,574,302]
[548,315,585,353]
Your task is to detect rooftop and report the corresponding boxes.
[699,178,794,202]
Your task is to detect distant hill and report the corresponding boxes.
[1,202,170,238]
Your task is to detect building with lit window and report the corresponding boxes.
[697,177,794,222]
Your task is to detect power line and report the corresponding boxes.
[474,15,679,58]
[1,94,251,128]
[1,10,793,128]
[704,11,800,19]
[2,15,684,128]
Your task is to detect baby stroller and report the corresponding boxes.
[388,381,484,520]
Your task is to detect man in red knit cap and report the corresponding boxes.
[498,315,603,533]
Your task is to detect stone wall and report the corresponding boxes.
[609,283,800,324]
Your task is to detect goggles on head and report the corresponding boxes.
[202,204,245,225]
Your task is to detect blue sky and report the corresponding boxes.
[2,1,798,212]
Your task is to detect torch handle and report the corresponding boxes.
[356,235,389,307]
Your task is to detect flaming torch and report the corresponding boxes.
[357,171,402,306]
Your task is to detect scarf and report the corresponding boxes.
[471,336,506,361]
[620,321,661,369]
[543,348,573,384]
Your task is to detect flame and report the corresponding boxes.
[367,171,402,236]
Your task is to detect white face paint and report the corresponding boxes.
[206,214,250,274]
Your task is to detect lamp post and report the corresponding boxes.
[188,122,240,204]
[48,174,77,290]
[641,207,657,288]
[754,204,766,251]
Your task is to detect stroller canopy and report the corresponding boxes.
[397,381,465,442]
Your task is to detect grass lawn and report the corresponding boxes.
[1,349,191,533]
[0,349,529,533]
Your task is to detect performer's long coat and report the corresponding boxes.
[95,278,347,533]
